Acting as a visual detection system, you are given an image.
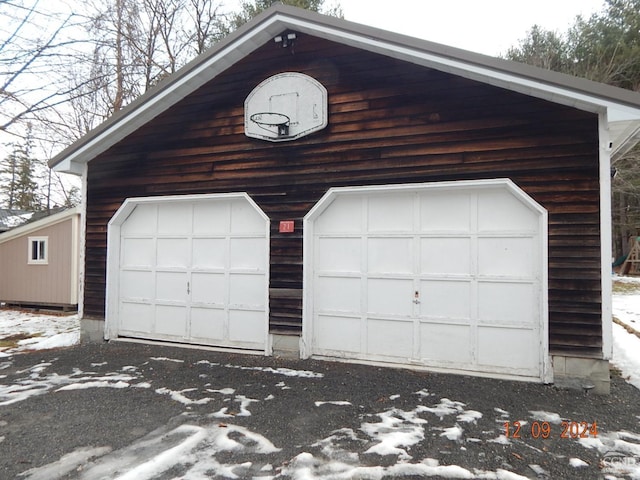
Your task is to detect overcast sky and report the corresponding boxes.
[336,0,606,56]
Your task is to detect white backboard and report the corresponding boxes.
[244,72,328,142]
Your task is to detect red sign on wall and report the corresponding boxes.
[279,220,295,233]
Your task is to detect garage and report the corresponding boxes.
[105,193,270,352]
[304,180,549,381]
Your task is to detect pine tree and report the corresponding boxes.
[0,135,42,211]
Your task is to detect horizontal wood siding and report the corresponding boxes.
[85,36,601,355]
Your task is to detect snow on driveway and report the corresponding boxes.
[2,278,640,479]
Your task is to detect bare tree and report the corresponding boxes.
[0,0,86,136]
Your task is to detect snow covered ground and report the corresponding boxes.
[611,275,640,390]
[1,279,640,479]
[0,308,79,358]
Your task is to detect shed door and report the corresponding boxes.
[307,182,546,380]
[113,196,268,351]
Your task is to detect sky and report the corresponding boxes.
[335,0,606,56]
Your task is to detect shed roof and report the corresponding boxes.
[0,207,80,244]
[50,4,640,174]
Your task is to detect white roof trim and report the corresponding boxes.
[0,207,81,243]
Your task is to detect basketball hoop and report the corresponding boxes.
[249,112,291,137]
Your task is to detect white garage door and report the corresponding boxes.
[106,194,269,352]
[304,180,549,381]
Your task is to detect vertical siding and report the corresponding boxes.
[0,218,76,305]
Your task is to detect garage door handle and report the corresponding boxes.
[413,291,420,304]
[187,282,191,295]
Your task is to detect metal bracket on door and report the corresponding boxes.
[187,282,191,295]
[413,290,420,304]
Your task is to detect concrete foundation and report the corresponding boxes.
[80,318,106,343]
[270,333,300,358]
[552,355,611,395]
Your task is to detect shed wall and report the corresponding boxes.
[0,218,77,306]
[84,36,601,356]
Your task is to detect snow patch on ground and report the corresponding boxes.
[19,421,281,480]
[569,457,589,468]
[417,398,466,419]
[0,310,79,356]
[361,408,427,460]
[315,401,352,407]
[529,410,562,424]
[612,323,640,390]
[578,429,640,478]
[0,361,139,406]
[612,277,640,390]
[149,356,184,363]
[222,363,324,378]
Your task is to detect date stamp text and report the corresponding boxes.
[504,421,598,439]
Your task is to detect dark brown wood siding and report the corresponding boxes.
[85,35,601,356]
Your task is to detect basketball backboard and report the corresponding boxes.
[244,72,328,142]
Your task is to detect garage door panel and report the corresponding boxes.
[420,323,472,364]
[317,237,361,272]
[156,272,187,302]
[478,237,535,277]
[230,238,266,269]
[315,315,361,353]
[191,272,225,305]
[229,274,266,307]
[316,276,361,313]
[478,190,537,231]
[155,305,187,337]
[419,280,471,320]
[229,310,266,344]
[157,238,190,268]
[315,197,362,233]
[478,282,536,325]
[121,204,157,235]
[122,238,155,267]
[368,194,413,232]
[420,192,471,232]
[368,238,412,274]
[120,270,155,300]
[478,327,538,371]
[366,319,413,357]
[158,203,192,235]
[119,302,154,334]
[193,201,230,235]
[367,278,413,316]
[190,307,225,342]
[192,238,226,269]
[420,237,471,275]
[231,201,267,234]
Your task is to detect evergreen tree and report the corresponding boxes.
[504,0,640,258]
[0,134,41,211]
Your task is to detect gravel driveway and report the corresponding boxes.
[0,341,639,479]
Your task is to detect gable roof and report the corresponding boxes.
[50,4,640,174]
